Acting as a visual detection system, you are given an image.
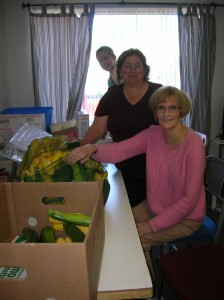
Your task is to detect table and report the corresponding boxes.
[97,164,153,300]
[211,137,224,159]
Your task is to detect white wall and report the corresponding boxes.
[1,0,224,144]
[0,0,10,109]
[2,0,34,109]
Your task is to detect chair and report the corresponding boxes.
[154,155,224,299]
[196,131,209,155]
[156,155,224,255]
[195,131,207,145]
[157,243,224,300]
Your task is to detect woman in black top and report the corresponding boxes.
[80,48,162,212]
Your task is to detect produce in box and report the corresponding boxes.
[20,210,91,243]
[16,136,110,204]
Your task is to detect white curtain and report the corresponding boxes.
[84,5,180,123]
[30,4,95,123]
[178,4,216,136]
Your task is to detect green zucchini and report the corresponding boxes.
[64,223,85,243]
[72,161,87,181]
[103,179,110,205]
[21,227,39,243]
[51,163,74,182]
[48,209,91,226]
[40,226,56,243]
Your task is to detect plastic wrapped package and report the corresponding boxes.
[0,124,51,162]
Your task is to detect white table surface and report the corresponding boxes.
[97,164,153,300]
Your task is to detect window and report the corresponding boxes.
[82,5,180,123]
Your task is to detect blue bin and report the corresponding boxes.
[1,107,53,132]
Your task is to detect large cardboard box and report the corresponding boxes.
[0,181,105,300]
[1,107,53,132]
[0,114,46,143]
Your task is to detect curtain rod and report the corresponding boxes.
[21,2,224,9]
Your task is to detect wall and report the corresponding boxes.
[0,0,10,109]
[2,0,34,110]
[1,0,224,145]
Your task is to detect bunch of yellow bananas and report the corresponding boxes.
[26,150,67,178]
[16,136,68,180]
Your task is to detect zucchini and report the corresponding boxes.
[72,162,87,181]
[103,179,110,205]
[64,223,85,243]
[23,168,43,182]
[40,226,56,243]
[51,163,74,182]
[48,209,91,226]
[85,167,96,181]
[21,227,39,243]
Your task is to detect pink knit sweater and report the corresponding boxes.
[93,126,206,232]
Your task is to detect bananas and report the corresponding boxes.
[16,136,68,181]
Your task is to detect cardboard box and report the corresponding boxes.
[0,181,105,300]
[52,127,77,141]
[1,107,53,132]
[0,114,46,143]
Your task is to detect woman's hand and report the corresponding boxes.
[67,144,97,165]
[136,221,152,237]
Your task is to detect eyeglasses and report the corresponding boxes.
[122,63,143,71]
[156,105,181,114]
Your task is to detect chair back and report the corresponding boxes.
[205,155,224,198]
[196,131,209,155]
[204,155,224,242]
[196,131,207,146]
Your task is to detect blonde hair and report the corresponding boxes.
[149,86,192,118]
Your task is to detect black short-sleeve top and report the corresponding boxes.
[95,81,162,143]
[95,82,162,173]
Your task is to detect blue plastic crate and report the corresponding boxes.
[1,107,53,132]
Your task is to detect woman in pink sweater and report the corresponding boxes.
[67,86,206,274]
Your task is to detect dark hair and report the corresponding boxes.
[116,48,150,81]
[96,46,116,58]
[149,86,192,118]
